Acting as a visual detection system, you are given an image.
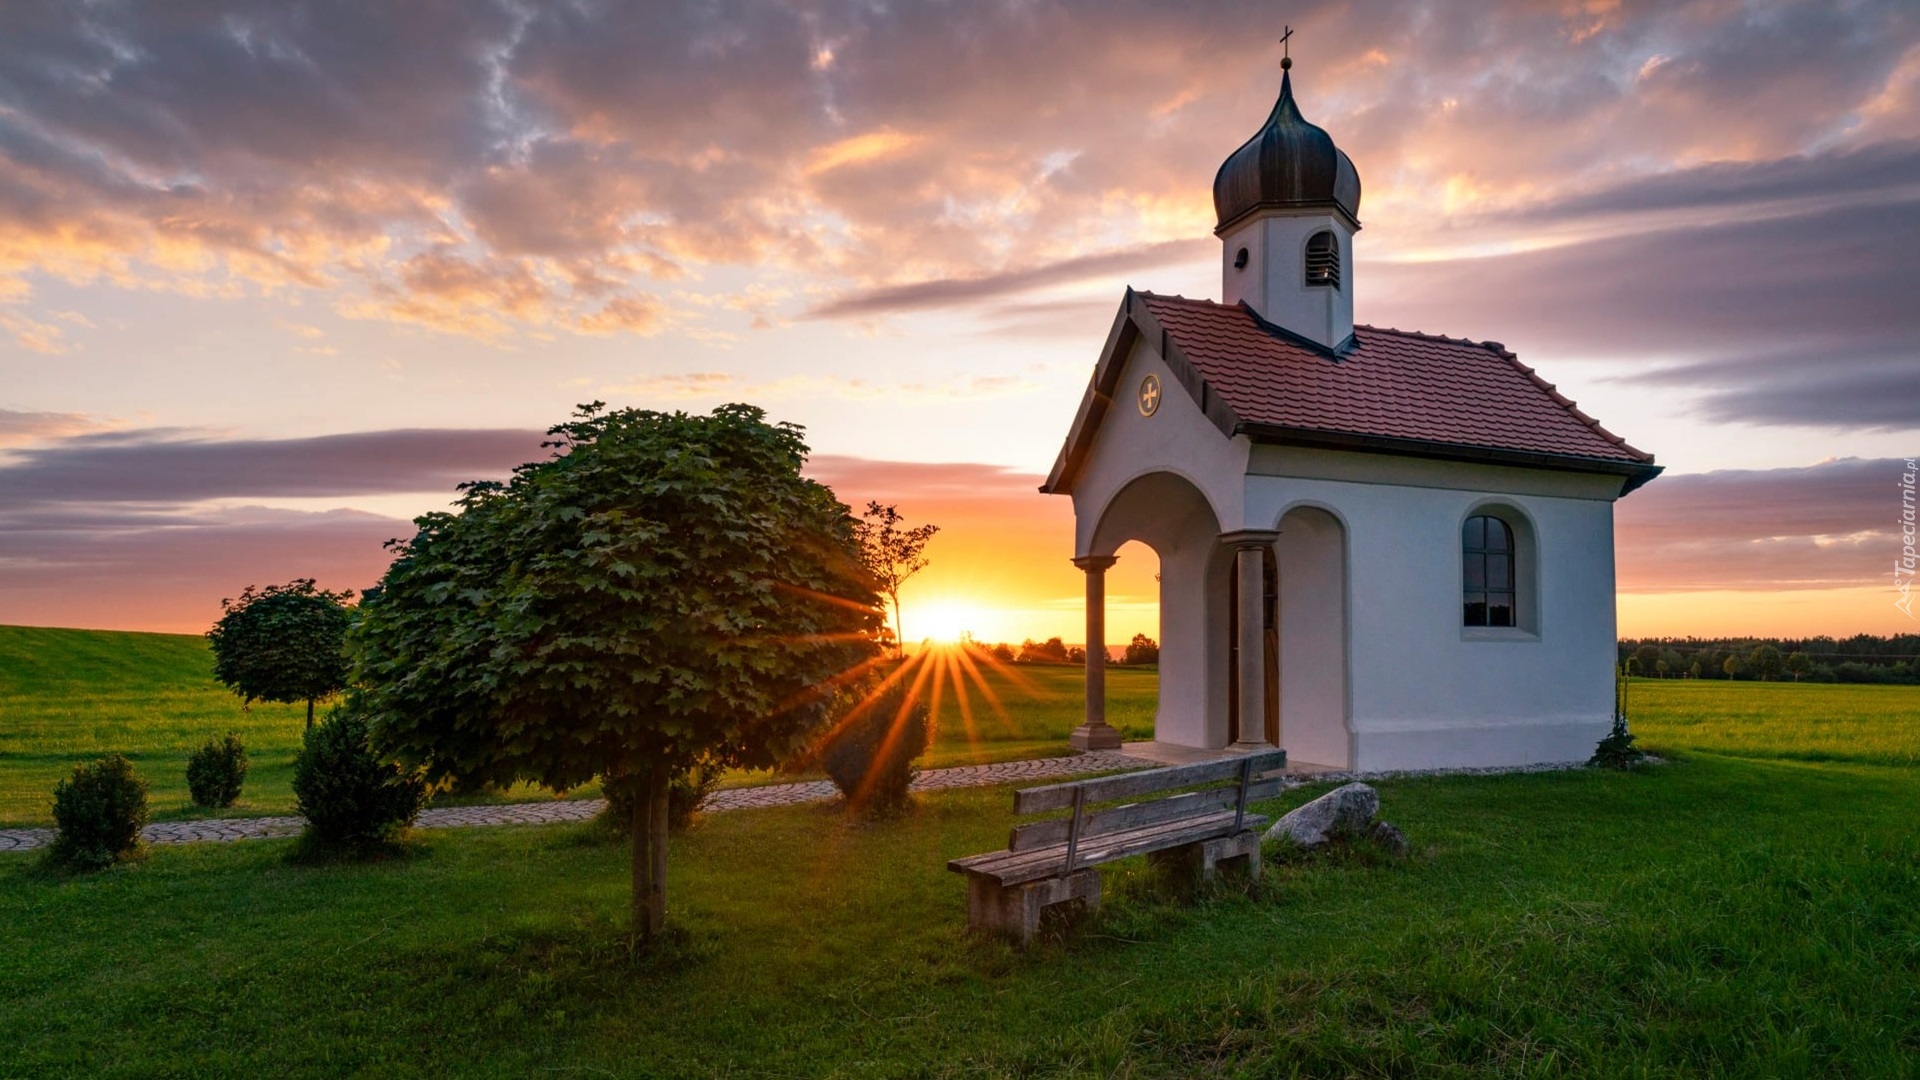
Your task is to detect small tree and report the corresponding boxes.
[354,404,883,944]
[1785,651,1810,681]
[206,579,355,729]
[1748,643,1784,681]
[1723,654,1745,680]
[1122,633,1160,666]
[852,503,939,656]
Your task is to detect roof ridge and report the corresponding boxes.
[1134,289,1229,308]
[1352,323,1489,349]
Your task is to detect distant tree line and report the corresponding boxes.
[976,633,1160,667]
[1617,634,1920,685]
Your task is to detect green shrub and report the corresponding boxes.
[819,671,931,813]
[601,764,721,835]
[186,732,249,808]
[50,754,149,870]
[292,703,426,849]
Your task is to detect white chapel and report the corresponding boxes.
[1042,58,1661,771]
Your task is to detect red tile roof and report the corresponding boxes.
[1136,291,1653,465]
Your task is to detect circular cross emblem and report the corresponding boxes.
[1138,373,1163,417]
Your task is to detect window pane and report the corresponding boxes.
[1488,593,1515,627]
[1463,516,1485,550]
[1485,517,1511,552]
[1488,553,1511,589]
[1464,553,1484,589]
[1464,593,1487,626]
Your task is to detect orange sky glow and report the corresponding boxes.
[1,2,1916,641]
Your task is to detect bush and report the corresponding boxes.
[50,754,149,871]
[820,671,931,813]
[601,763,721,835]
[292,703,427,849]
[186,732,249,808]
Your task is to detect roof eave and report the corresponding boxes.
[1214,200,1361,237]
[1235,423,1665,495]
[1041,290,1246,495]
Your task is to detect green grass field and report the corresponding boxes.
[0,626,1146,826]
[3,626,1918,1076]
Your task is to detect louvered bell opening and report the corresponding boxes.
[1304,230,1340,288]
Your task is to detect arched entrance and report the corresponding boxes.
[1078,471,1227,749]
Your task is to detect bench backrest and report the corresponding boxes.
[1008,749,1288,864]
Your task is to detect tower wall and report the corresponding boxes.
[1219,212,1355,349]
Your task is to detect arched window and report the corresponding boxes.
[1462,515,1515,627]
[1304,230,1340,288]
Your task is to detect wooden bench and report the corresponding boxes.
[948,749,1287,945]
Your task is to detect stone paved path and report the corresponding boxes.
[0,750,1152,854]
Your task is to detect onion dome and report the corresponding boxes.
[1212,67,1361,233]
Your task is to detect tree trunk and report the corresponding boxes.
[630,769,670,945]
[306,698,315,730]
[889,588,904,657]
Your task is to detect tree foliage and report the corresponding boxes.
[851,502,938,655]
[206,579,355,729]
[353,403,884,941]
[1017,637,1070,664]
[1122,633,1160,666]
[1747,643,1784,681]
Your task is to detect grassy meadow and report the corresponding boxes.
[3,626,1919,1075]
[0,625,1149,826]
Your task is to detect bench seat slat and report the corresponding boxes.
[949,809,1270,886]
[1009,777,1286,851]
[1011,749,1287,814]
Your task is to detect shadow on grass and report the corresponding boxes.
[283,830,429,867]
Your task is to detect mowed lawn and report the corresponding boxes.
[0,624,1152,826]
[3,627,1918,1075]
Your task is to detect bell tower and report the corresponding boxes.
[1212,46,1361,351]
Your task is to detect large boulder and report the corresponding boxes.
[1264,782,1378,846]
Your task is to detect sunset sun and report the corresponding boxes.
[907,599,986,645]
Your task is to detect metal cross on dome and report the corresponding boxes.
[1279,25,1294,69]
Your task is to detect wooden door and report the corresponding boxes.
[1226,548,1280,745]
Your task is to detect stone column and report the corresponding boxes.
[1222,530,1279,749]
[1070,554,1123,751]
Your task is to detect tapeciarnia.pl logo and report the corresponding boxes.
[1898,459,1917,620]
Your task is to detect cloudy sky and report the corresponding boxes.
[1,0,1916,639]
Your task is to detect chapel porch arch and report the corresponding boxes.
[1071,470,1227,750]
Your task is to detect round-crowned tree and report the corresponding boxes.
[353,403,884,943]
[206,579,355,729]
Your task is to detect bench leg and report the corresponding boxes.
[1202,831,1262,882]
[966,870,1101,948]
[1150,831,1263,889]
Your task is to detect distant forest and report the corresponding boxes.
[1616,634,1920,684]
